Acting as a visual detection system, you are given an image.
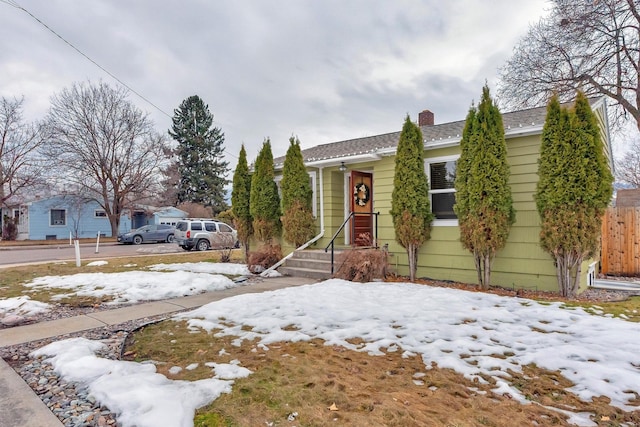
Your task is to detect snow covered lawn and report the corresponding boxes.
[0,262,251,319]
[33,279,640,427]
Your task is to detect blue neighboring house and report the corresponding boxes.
[152,206,189,227]
[2,195,188,241]
[126,205,188,231]
[5,195,130,240]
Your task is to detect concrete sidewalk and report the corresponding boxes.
[0,275,317,427]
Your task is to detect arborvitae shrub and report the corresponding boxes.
[282,201,316,247]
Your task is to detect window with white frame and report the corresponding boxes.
[50,209,67,226]
[426,155,459,223]
[274,171,318,217]
[94,209,107,218]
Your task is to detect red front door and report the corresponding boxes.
[350,171,373,246]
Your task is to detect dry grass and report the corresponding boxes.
[564,297,640,322]
[124,320,640,427]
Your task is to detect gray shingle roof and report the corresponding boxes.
[273,99,601,167]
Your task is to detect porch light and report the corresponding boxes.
[339,162,347,172]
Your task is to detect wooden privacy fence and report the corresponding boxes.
[601,206,640,275]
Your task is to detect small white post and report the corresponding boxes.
[95,231,100,253]
[69,231,72,246]
[74,239,81,267]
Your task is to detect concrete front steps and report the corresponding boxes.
[278,249,343,280]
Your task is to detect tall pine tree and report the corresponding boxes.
[250,139,281,243]
[454,85,515,289]
[390,115,433,281]
[281,136,315,247]
[536,92,613,297]
[231,144,252,261]
[169,95,229,214]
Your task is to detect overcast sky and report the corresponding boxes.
[1,0,549,168]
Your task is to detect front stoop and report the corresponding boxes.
[278,249,342,280]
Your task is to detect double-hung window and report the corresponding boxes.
[426,155,459,225]
[274,170,318,217]
[50,209,67,226]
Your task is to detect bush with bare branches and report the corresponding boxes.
[334,247,389,282]
[248,243,283,273]
[1,216,18,240]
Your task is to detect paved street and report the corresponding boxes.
[0,242,184,266]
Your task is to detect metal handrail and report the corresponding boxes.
[324,211,379,275]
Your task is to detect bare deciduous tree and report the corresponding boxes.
[0,96,50,207]
[498,0,640,131]
[46,81,168,236]
[616,137,640,188]
[176,202,213,218]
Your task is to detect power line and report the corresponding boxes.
[3,0,172,119]
[2,0,239,160]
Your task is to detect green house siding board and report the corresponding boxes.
[301,128,603,293]
[485,271,557,290]
[415,264,477,283]
[510,182,537,195]
[493,254,554,274]
[508,226,542,244]
[507,143,541,158]
[513,192,538,203]
[320,169,345,244]
[373,157,395,173]
[593,107,613,167]
[513,201,537,212]
[359,136,560,290]
[425,145,459,158]
[377,228,397,242]
[510,163,539,176]
[511,209,540,224]
[509,173,538,185]
[280,240,296,254]
[505,245,545,263]
[509,149,539,161]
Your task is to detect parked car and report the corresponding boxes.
[174,218,238,251]
[117,224,175,245]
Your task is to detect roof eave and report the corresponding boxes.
[302,152,383,169]
[504,125,544,138]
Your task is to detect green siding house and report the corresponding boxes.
[273,98,614,293]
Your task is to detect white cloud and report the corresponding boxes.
[0,0,549,165]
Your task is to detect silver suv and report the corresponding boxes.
[174,218,238,251]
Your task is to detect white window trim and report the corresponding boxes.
[274,171,318,218]
[425,154,459,227]
[309,170,317,218]
[50,208,67,227]
[94,209,107,218]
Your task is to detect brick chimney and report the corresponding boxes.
[418,109,434,126]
